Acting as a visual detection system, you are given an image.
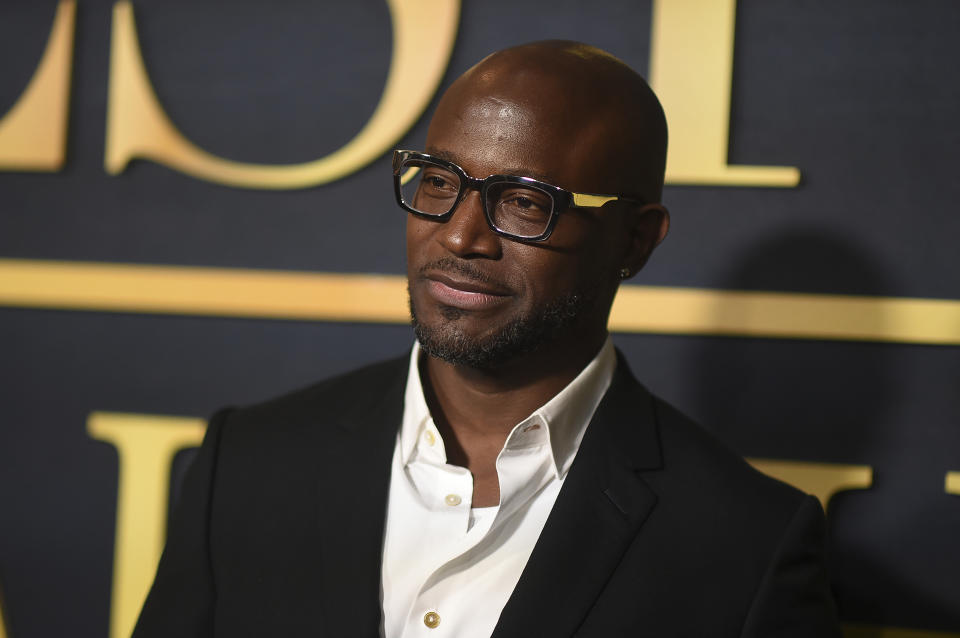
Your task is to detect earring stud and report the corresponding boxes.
[618,268,631,280]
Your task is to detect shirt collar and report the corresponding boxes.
[399,340,432,465]
[399,338,616,479]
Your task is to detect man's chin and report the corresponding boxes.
[408,292,587,371]
[411,312,513,370]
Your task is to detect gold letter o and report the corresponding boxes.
[105,0,460,189]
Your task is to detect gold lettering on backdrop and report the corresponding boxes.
[947,472,960,496]
[87,412,205,638]
[748,459,873,508]
[104,0,459,189]
[0,0,75,170]
[650,0,801,187]
[4,258,960,345]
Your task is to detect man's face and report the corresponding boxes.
[406,88,632,369]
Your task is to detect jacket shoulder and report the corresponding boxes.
[651,396,807,511]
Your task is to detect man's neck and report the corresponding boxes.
[418,331,608,506]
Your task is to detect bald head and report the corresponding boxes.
[429,40,668,202]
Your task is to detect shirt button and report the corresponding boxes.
[444,493,462,506]
[423,611,441,628]
[424,430,436,446]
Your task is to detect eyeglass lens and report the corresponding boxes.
[398,158,555,239]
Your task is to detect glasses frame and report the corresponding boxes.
[392,150,643,242]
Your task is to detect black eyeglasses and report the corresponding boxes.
[392,150,642,242]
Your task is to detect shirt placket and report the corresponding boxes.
[402,421,485,635]
[400,417,553,636]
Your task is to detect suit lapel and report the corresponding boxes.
[311,357,408,638]
[492,354,662,638]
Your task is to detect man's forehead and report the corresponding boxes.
[425,91,617,191]
[442,75,578,124]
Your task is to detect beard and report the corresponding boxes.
[409,285,591,371]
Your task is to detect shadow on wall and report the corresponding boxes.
[691,228,960,631]
[692,227,894,461]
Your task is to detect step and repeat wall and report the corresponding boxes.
[1,1,958,637]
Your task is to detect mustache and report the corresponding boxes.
[418,257,507,288]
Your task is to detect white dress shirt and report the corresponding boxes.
[381,338,616,638]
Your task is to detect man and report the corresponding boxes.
[133,41,841,637]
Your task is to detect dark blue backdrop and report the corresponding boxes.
[1,1,958,636]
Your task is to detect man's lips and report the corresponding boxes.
[423,271,512,311]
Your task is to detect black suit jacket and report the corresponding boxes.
[133,353,841,637]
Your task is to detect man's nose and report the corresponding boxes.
[435,190,502,259]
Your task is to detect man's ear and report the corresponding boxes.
[621,203,670,277]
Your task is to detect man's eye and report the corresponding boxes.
[420,171,458,194]
[501,193,549,214]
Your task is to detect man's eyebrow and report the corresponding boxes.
[425,148,460,164]
[426,148,556,184]
[501,167,555,183]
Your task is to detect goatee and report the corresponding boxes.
[409,288,588,370]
